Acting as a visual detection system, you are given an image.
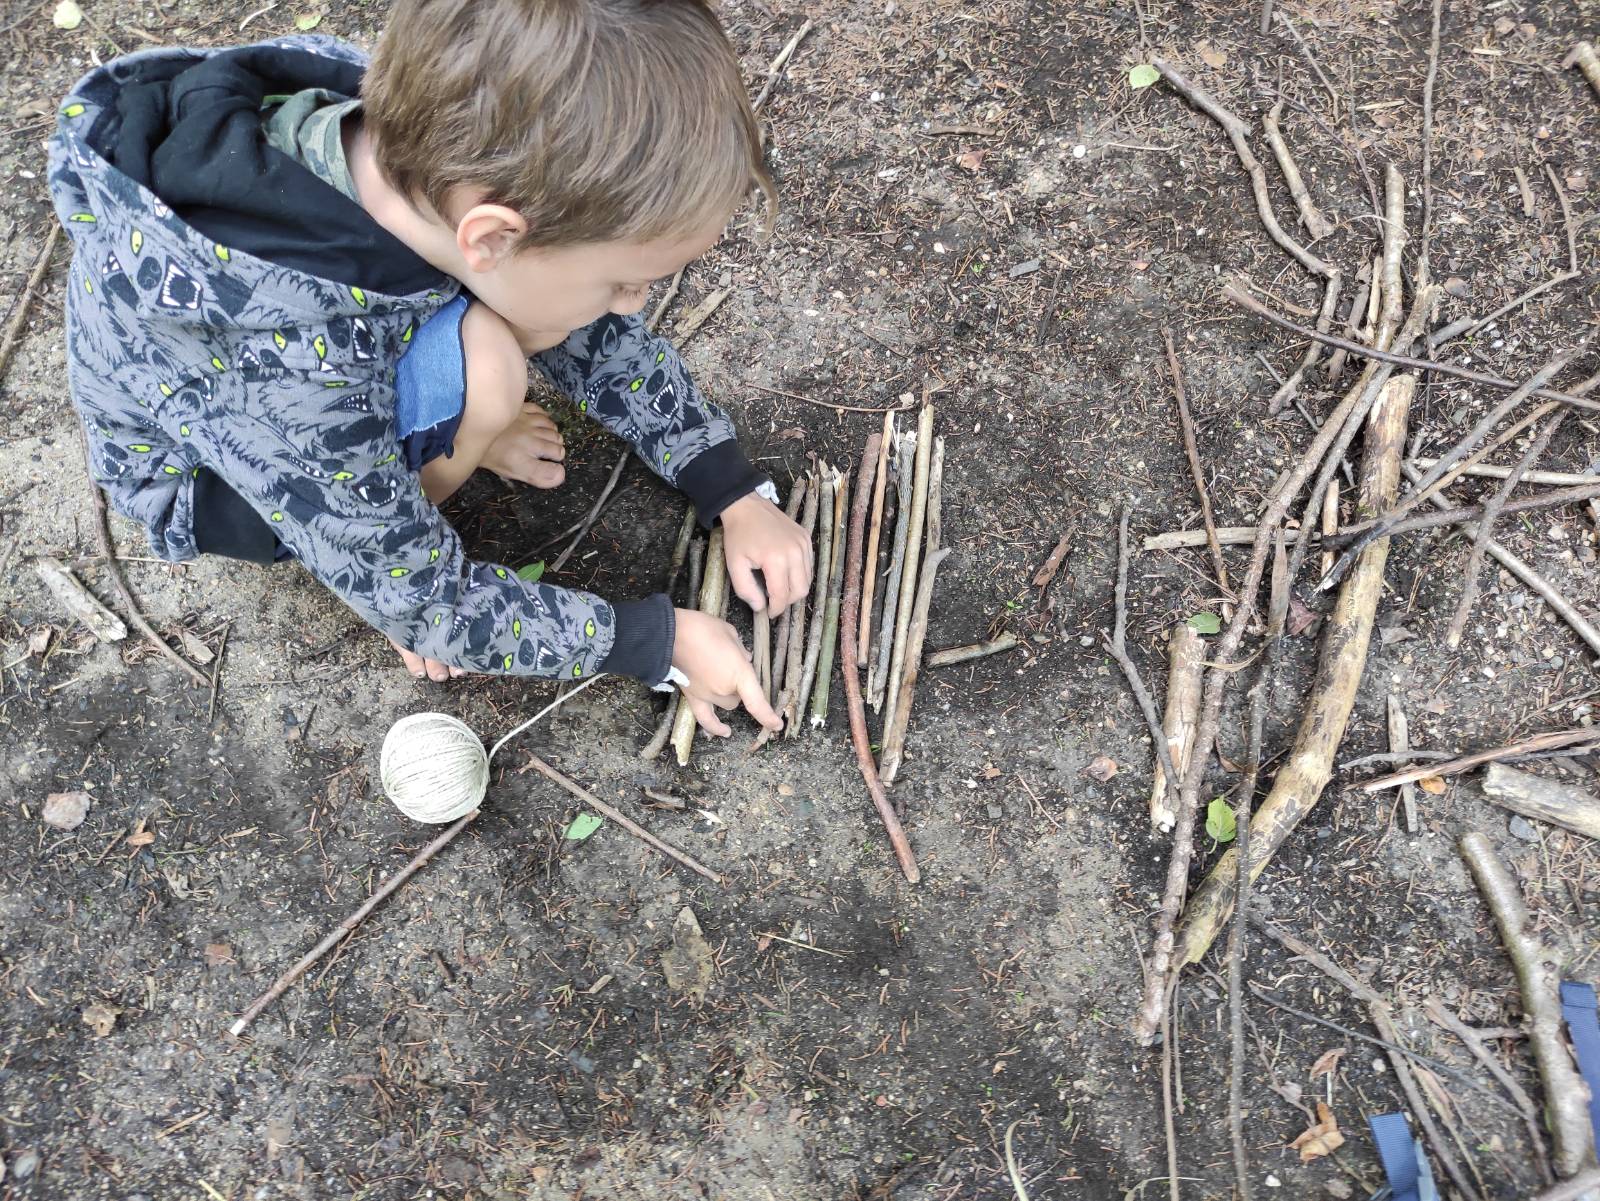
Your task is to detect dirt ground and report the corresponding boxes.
[3,0,1599,1198]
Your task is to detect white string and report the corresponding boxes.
[380,674,608,824]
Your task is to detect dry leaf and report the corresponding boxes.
[1309,1048,1345,1079]
[1288,1101,1345,1163]
[1287,595,1319,637]
[1033,532,1072,588]
[42,791,91,830]
[203,943,234,967]
[126,830,155,848]
[660,906,714,1006]
[981,762,1002,780]
[1084,754,1118,782]
[1418,775,1447,795]
[955,149,989,172]
[82,1001,121,1037]
[179,630,215,665]
[1197,41,1227,68]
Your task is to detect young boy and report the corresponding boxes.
[48,0,811,737]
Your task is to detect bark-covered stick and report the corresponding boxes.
[792,465,836,737]
[1362,726,1600,792]
[1480,763,1600,841]
[839,433,921,883]
[663,505,697,598]
[1149,624,1204,833]
[858,410,896,661]
[765,475,820,746]
[869,434,915,709]
[927,632,1020,669]
[809,466,851,728]
[1263,101,1334,240]
[1170,374,1412,970]
[670,528,727,766]
[883,406,935,733]
[1460,832,1597,1180]
[640,535,704,760]
[878,549,952,785]
[1566,41,1600,100]
[767,477,810,695]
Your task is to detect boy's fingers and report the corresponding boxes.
[737,669,783,731]
[687,694,732,738]
[728,557,767,613]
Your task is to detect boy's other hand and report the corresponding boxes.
[671,608,781,736]
[719,492,813,614]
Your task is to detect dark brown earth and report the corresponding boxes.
[2,1,1598,1198]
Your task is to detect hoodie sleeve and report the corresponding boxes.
[533,313,769,526]
[199,367,675,684]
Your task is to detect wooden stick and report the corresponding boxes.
[1423,995,1555,1187]
[839,433,920,883]
[808,466,850,728]
[663,505,697,598]
[858,410,895,662]
[230,811,479,1036]
[647,267,686,330]
[32,556,127,643]
[523,753,723,885]
[878,548,951,785]
[1145,525,1306,551]
[883,405,935,735]
[763,475,819,747]
[1446,410,1566,648]
[1267,273,1343,416]
[1363,727,1600,792]
[670,528,727,765]
[1324,277,1369,384]
[1418,0,1443,275]
[753,606,772,700]
[793,465,836,737]
[767,478,809,696]
[78,431,209,687]
[869,435,915,709]
[1411,458,1598,488]
[0,223,61,386]
[1480,763,1600,841]
[927,632,1020,669]
[1163,329,1229,594]
[1387,694,1418,833]
[673,287,730,344]
[1565,41,1600,100]
[1226,284,1600,413]
[641,534,704,760]
[1460,832,1595,1180]
[1152,58,1335,280]
[1170,374,1411,970]
[751,17,814,111]
[550,450,629,574]
[1149,624,1204,833]
[1263,101,1333,240]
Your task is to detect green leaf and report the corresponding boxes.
[294,11,323,30]
[1205,797,1236,844]
[1128,63,1160,90]
[564,812,604,842]
[1187,611,1222,635]
[516,560,546,584]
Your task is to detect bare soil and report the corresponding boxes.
[2,1,1598,1199]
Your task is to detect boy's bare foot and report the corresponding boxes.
[482,401,566,489]
[390,637,465,682]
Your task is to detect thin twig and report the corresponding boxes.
[1004,1120,1031,1201]
[1534,1169,1600,1201]
[671,529,727,764]
[1161,977,1182,1201]
[0,223,61,386]
[883,405,935,737]
[768,478,809,693]
[207,622,231,725]
[1267,273,1343,415]
[663,505,697,598]
[1225,285,1600,413]
[1361,726,1600,792]
[648,267,686,330]
[1262,101,1333,241]
[1445,410,1566,648]
[878,548,951,785]
[869,436,915,708]
[840,432,920,883]
[761,475,818,747]
[858,410,895,662]
[230,811,479,1035]
[78,431,209,687]
[641,535,705,760]
[1319,480,1600,549]
[1418,0,1443,277]
[808,466,850,728]
[751,17,814,111]
[550,451,629,574]
[793,465,836,736]
[746,383,920,415]
[1163,329,1230,595]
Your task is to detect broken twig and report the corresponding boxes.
[1363,727,1600,792]
[927,632,1020,669]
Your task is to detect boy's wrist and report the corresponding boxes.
[598,594,675,685]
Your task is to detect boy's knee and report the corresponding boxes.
[460,302,528,434]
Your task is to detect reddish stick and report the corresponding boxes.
[840,432,921,884]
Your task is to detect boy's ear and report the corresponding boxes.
[456,204,527,273]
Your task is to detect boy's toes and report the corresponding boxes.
[527,459,566,489]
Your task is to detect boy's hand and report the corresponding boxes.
[719,491,813,614]
[672,608,782,736]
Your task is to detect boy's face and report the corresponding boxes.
[463,214,732,352]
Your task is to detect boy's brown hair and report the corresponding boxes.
[363,0,774,250]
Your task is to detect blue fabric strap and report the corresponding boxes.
[1368,1113,1422,1201]
[1561,979,1600,1148]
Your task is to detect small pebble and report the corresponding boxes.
[1264,1175,1281,1189]
[12,1150,39,1180]
[1508,815,1539,842]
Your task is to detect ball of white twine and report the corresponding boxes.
[379,674,606,823]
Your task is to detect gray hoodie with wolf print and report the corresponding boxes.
[47,36,768,685]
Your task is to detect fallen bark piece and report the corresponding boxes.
[1172,374,1412,969]
[1480,763,1600,841]
[1150,624,1204,833]
[1460,832,1596,1180]
[33,557,127,642]
[926,632,1020,669]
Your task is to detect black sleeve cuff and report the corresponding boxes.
[598,594,675,685]
[674,439,768,528]
[192,468,281,565]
